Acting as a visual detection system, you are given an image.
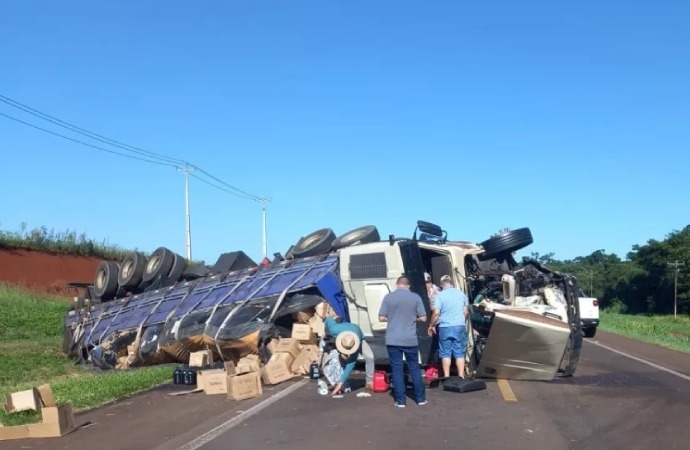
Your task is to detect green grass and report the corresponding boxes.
[0,223,207,265]
[599,311,690,354]
[0,284,174,426]
[0,223,133,260]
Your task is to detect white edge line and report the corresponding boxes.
[587,339,690,382]
[176,379,308,450]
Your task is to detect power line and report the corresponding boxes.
[667,260,685,319]
[0,94,186,166]
[0,93,271,257]
[0,111,178,168]
[189,172,258,202]
[0,93,265,202]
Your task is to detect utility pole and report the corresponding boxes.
[177,164,195,261]
[667,260,685,318]
[259,198,270,259]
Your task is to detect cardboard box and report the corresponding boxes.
[3,384,54,414]
[274,338,302,359]
[201,369,228,395]
[261,361,295,385]
[291,346,321,375]
[315,302,337,318]
[0,385,75,441]
[292,323,318,344]
[269,352,295,370]
[308,316,325,337]
[292,307,315,324]
[227,372,263,401]
[266,338,279,354]
[225,358,261,375]
[189,350,213,367]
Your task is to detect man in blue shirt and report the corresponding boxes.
[324,316,375,395]
[427,274,469,379]
[378,275,428,408]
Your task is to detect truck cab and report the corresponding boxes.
[337,229,478,364]
[335,221,583,381]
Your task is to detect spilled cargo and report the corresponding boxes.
[65,254,343,370]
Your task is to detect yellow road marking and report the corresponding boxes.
[497,379,517,402]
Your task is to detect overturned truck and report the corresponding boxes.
[63,222,583,382]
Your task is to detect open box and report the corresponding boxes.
[0,384,76,441]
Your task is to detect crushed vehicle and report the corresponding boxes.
[63,222,583,382]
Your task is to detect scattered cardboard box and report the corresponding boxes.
[201,369,228,395]
[315,302,337,319]
[273,338,303,359]
[0,385,76,441]
[292,308,315,324]
[201,355,265,396]
[261,352,296,385]
[291,346,321,375]
[292,323,318,344]
[308,315,325,337]
[227,372,263,401]
[235,356,261,374]
[267,338,279,354]
[189,350,213,367]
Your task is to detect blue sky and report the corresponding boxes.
[1,0,688,265]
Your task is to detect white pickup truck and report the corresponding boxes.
[578,288,600,338]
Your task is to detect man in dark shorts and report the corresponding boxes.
[427,275,469,378]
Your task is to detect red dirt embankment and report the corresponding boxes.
[0,249,103,297]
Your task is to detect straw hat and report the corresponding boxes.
[335,331,361,356]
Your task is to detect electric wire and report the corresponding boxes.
[0,94,267,203]
[0,94,186,166]
[0,111,178,168]
[189,172,258,202]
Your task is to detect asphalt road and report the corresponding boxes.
[2,330,689,450]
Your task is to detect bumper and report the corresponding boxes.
[581,319,599,328]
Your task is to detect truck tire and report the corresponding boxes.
[479,228,533,259]
[118,252,148,288]
[331,225,380,250]
[285,244,296,260]
[94,261,119,299]
[143,247,176,282]
[164,253,186,284]
[291,228,336,258]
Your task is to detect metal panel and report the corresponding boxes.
[143,285,193,326]
[173,277,222,317]
[196,275,245,310]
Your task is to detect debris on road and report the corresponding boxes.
[0,385,75,441]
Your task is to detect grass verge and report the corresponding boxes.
[0,223,132,260]
[599,311,690,354]
[0,284,173,426]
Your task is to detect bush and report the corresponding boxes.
[604,298,628,314]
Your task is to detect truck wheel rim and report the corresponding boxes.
[122,260,133,278]
[147,255,160,273]
[96,270,105,289]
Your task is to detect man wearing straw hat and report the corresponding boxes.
[324,316,375,395]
